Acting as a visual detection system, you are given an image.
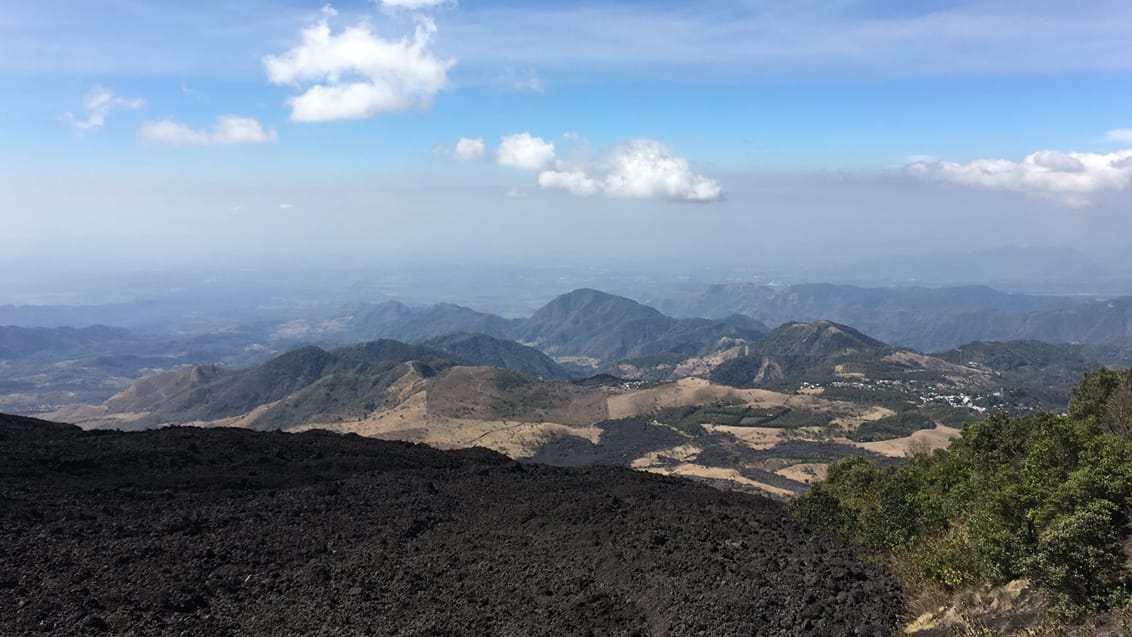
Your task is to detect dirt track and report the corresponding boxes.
[0,413,903,636]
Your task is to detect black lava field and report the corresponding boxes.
[0,414,904,636]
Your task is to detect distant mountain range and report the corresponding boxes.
[60,318,1129,435]
[15,279,1132,504]
[42,315,1132,498]
[336,284,1132,358]
[332,288,768,366]
[327,285,1132,371]
[9,284,1132,366]
[0,289,767,413]
[656,283,1132,351]
[7,284,1132,417]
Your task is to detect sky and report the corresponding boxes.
[3,0,1132,278]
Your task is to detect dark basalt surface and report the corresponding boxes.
[0,414,904,636]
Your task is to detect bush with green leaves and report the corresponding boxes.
[793,368,1132,618]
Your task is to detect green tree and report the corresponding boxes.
[1069,368,1126,421]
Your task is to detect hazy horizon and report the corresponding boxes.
[2,245,1131,325]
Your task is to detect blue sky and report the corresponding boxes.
[3,0,1132,273]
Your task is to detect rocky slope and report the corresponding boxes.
[0,413,904,636]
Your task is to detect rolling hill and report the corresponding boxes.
[91,341,453,429]
[70,337,582,431]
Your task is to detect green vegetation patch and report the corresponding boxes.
[793,367,1132,621]
[848,405,981,442]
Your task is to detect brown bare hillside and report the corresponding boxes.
[606,377,781,419]
[103,365,229,413]
[606,377,874,425]
[292,390,603,459]
[849,424,963,457]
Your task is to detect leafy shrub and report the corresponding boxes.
[793,370,1132,619]
[1025,500,1128,618]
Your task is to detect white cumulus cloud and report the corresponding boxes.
[263,13,454,122]
[453,137,486,160]
[139,116,277,147]
[602,139,722,201]
[66,87,144,131]
[538,170,601,196]
[906,149,1132,207]
[497,132,556,170]
[456,134,721,201]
